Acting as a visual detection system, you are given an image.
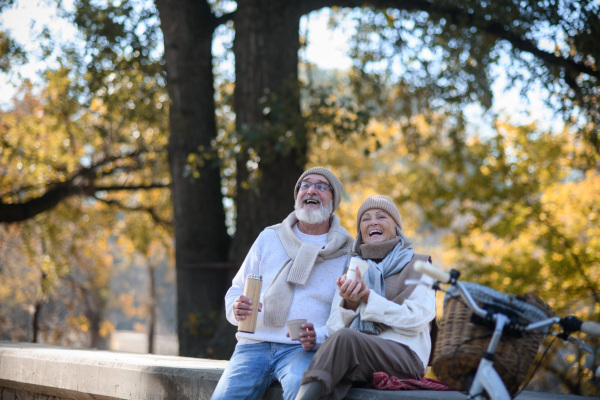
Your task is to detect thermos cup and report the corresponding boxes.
[237,274,263,333]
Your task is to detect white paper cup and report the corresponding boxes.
[286,319,307,340]
[346,257,369,280]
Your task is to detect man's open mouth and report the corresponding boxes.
[303,196,321,205]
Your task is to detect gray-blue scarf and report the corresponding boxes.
[350,241,415,334]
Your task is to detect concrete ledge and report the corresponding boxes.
[0,341,596,400]
[0,341,225,400]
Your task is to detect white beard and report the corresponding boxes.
[294,195,333,224]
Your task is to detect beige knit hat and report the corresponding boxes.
[294,167,343,212]
[356,195,403,234]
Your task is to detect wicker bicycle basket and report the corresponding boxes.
[431,282,553,396]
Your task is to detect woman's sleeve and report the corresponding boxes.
[359,283,436,335]
[325,291,359,336]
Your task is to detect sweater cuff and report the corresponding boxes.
[362,291,387,322]
[315,325,327,349]
[337,297,359,327]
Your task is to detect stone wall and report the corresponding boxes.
[1,341,597,400]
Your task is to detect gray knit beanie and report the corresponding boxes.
[356,195,403,234]
[294,167,343,213]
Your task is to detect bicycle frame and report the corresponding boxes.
[466,313,511,400]
[445,281,519,399]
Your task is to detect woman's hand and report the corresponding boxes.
[336,269,370,311]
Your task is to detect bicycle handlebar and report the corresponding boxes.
[582,321,600,336]
[414,261,600,338]
[414,260,450,283]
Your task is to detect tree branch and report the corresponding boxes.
[94,196,172,227]
[0,184,73,223]
[0,150,170,223]
[95,183,170,192]
[299,0,598,80]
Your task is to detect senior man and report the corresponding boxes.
[211,167,354,400]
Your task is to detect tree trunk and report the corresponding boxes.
[31,300,42,343]
[155,0,231,358]
[204,0,310,357]
[158,0,313,358]
[32,270,48,343]
[230,0,307,265]
[147,264,157,354]
[87,300,104,349]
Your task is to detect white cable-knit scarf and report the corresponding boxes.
[262,212,353,326]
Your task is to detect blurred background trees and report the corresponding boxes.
[0,0,598,395]
[0,0,173,349]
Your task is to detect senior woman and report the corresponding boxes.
[294,195,437,400]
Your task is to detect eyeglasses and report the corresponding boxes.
[297,181,332,192]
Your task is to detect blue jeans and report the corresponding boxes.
[210,342,315,400]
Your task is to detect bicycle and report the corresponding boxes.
[412,261,600,400]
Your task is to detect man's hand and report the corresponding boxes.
[232,295,262,321]
[297,322,317,351]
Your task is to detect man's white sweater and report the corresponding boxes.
[225,224,349,348]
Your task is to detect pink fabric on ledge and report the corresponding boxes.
[371,372,451,391]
